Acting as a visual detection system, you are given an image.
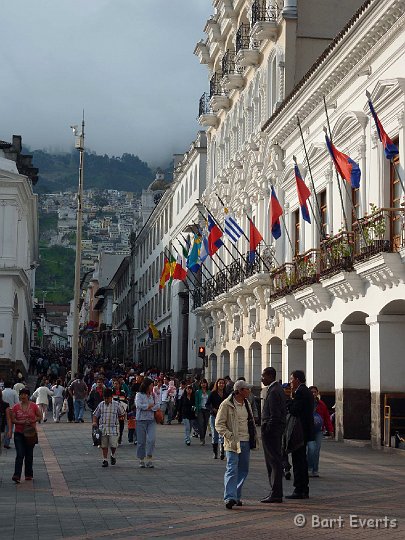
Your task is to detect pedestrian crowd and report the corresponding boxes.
[1,353,334,510]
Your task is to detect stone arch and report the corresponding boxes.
[266,336,282,381]
[220,349,231,379]
[208,353,218,383]
[249,341,262,388]
[233,346,245,381]
[285,328,305,381]
[331,110,368,145]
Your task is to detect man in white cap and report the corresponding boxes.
[215,379,258,509]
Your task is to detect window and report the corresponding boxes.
[320,189,327,237]
[293,209,300,256]
[390,145,401,250]
[351,187,360,225]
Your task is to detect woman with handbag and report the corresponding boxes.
[135,377,160,468]
[10,388,41,483]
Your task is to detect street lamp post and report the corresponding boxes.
[71,115,85,376]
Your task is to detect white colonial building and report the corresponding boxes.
[193,0,405,447]
[0,136,39,376]
[132,132,207,373]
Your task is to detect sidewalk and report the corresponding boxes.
[0,413,404,539]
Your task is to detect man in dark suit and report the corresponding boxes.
[286,370,314,500]
[260,367,287,503]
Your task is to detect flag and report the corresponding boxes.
[159,257,171,289]
[173,255,187,281]
[148,321,160,340]
[224,207,244,242]
[207,214,223,255]
[270,185,283,240]
[325,134,361,188]
[367,94,399,160]
[182,235,191,257]
[248,219,263,263]
[199,235,210,264]
[295,164,311,224]
[186,234,201,272]
[167,254,177,286]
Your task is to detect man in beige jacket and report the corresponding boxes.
[215,380,258,509]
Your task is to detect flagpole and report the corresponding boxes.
[191,222,227,274]
[323,97,350,234]
[174,238,201,288]
[212,195,273,271]
[296,116,325,237]
[179,231,215,280]
[293,155,324,241]
[280,215,295,256]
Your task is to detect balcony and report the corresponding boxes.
[191,208,405,312]
[235,23,260,67]
[209,73,230,112]
[251,1,279,41]
[221,49,244,91]
[194,40,211,66]
[198,93,218,128]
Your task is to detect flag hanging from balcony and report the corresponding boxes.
[173,255,187,281]
[148,321,160,340]
[295,164,311,224]
[224,207,244,242]
[159,257,171,289]
[182,234,191,257]
[186,234,201,272]
[167,254,177,286]
[248,219,263,264]
[366,92,399,160]
[199,234,210,264]
[207,213,223,255]
[270,185,283,239]
[325,134,361,188]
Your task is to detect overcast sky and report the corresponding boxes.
[0,0,212,167]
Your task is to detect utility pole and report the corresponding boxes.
[71,114,85,377]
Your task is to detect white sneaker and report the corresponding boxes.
[139,460,145,468]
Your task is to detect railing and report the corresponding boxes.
[353,208,405,262]
[198,92,212,117]
[221,49,237,76]
[191,208,405,309]
[320,231,354,277]
[209,72,223,97]
[236,23,250,54]
[292,249,320,291]
[251,0,280,26]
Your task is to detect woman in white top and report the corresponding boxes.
[51,379,65,422]
[31,382,54,422]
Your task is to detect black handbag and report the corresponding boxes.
[23,426,38,447]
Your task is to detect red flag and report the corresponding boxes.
[249,219,263,263]
[173,255,187,281]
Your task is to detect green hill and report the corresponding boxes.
[36,244,76,304]
[27,148,156,194]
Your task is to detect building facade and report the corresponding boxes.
[193,0,405,447]
[0,136,38,376]
[132,132,207,374]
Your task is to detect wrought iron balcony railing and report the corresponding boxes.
[191,208,405,310]
[199,92,212,117]
[236,23,251,54]
[320,231,354,277]
[353,207,405,261]
[221,49,237,77]
[209,72,223,97]
[251,0,280,26]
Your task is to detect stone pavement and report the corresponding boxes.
[0,412,404,539]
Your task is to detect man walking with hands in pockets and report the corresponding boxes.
[260,367,286,504]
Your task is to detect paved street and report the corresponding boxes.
[0,413,404,539]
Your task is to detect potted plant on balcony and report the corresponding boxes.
[359,203,388,254]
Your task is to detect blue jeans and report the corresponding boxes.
[74,398,85,421]
[209,415,223,445]
[307,431,323,473]
[14,432,34,479]
[224,441,251,502]
[136,420,156,459]
[184,419,191,443]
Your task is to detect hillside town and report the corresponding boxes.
[1,1,405,536]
